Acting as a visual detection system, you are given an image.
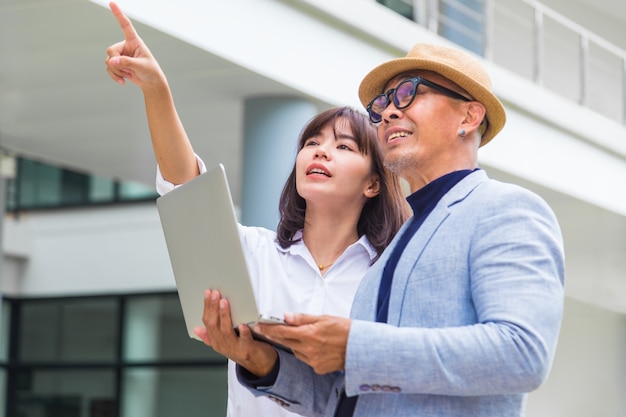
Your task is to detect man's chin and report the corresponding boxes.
[383,153,412,176]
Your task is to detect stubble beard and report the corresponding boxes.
[383,149,418,180]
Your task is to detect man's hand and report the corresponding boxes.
[254,313,351,374]
[194,290,278,378]
[104,2,165,88]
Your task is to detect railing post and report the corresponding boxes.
[428,0,439,33]
[402,0,626,127]
[579,35,589,106]
[412,0,429,28]
[623,57,626,126]
[533,6,544,85]
[483,0,494,60]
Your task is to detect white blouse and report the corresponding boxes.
[157,158,376,417]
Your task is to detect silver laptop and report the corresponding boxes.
[156,164,283,341]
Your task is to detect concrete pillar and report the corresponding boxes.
[241,97,317,230]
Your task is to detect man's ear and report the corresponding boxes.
[462,101,487,132]
[364,175,381,198]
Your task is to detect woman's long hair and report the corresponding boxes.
[276,106,409,263]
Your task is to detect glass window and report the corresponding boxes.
[1,301,10,361]
[119,181,159,201]
[0,369,6,417]
[61,170,90,205]
[124,295,224,362]
[376,0,413,19]
[89,176,116,203]
[1,301,10,417]
[376,0,485,56]
[439,0,485,56]
[121,367,227,417]
[18,298,118,362]
[5,157,158,211]
[15,369,116,417]
[5,293,229,417]
[16,159,63,207]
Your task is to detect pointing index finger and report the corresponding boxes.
[109,1,139,42]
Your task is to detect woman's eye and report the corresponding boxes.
[337,144,352,151]
[304,140,318,146]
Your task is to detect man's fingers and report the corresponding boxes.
[255,323,303,347]
[283,312,319,326]
[109,1,139,42]
[253,313,319,344]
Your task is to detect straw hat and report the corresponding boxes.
[358,43,506,146]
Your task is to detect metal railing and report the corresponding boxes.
[381,0,626,126]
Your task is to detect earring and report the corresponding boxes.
[458,129,466,137]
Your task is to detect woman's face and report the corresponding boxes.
[295,118,378,208]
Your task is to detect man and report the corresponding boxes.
[201,43,565,417]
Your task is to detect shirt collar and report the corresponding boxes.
[406,169,478,216]
[276,230,377,262]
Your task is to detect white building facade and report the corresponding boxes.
[0,0,624,416]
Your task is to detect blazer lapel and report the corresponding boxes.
[351,219,412,321]
[385,170,488,326]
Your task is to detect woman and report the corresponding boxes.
[104,3,409,416]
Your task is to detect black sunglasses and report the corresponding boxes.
[366,77,471,123]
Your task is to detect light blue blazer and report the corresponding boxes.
[241,170,565,417]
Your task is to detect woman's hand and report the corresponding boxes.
[195,290,279,378]
[105,1,165,89]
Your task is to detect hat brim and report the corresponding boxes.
[358,57,506,146]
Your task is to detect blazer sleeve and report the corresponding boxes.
[237,349,339,417]
[344,181,565,397]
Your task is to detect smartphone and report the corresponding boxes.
[257,314,286,325]
[232,316,292,353]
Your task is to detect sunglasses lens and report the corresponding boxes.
[394,79,417,109]
[368,94,388,123]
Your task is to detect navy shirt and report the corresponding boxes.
[337,169,475,417]
[376,169,475,323]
